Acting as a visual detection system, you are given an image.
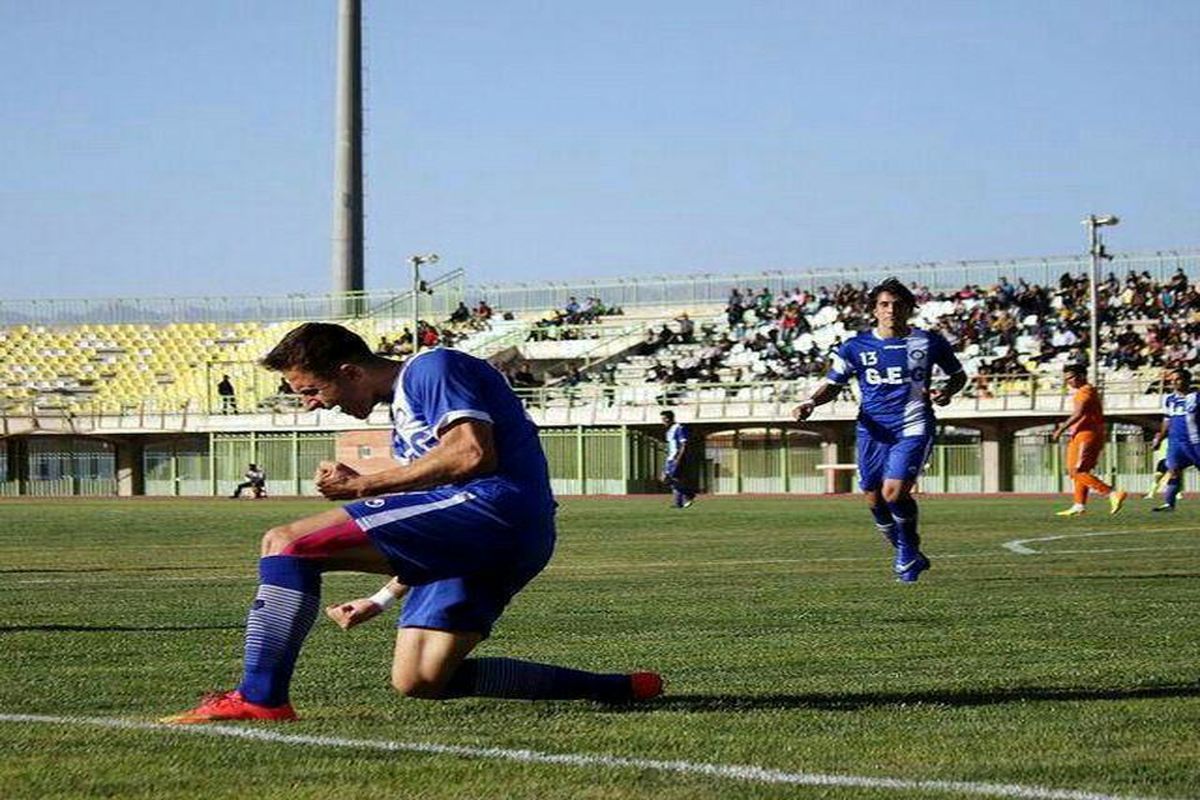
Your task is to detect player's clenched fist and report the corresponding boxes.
[314,461,362,499]
[325,597,384,630]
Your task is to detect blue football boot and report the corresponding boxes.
[893,550,931,583]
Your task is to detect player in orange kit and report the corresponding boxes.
[1051,363,1127,517]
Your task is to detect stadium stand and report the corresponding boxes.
[1,265,1197,416]
[1,250,1197,499]
[541,267,1200,408]
[0,311,529,415]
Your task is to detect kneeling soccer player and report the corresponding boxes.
[165,323,662,723]
[794,278,967,583]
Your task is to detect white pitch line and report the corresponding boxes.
[0,713,1183,800]
[1003,527,1195,556]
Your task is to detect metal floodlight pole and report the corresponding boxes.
[408,253,438,353]
[331,0,364,315]
[1082,214,1119,386]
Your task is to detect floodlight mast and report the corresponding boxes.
[1082,214,1119,385]
[331,0,364,316]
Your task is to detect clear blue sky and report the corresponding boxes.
[2,1,1197,300]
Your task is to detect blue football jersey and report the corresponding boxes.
[826,328,963,436]
[389,348,555,517]
[666,423,689,461]
[1163,390,1200,445]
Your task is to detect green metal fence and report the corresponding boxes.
[921,444,983,494]
[12,437,119,497]
[3,427,1198,498]
[1012,431,1194,495]
[538,427,665,495]
[143,432,337,497]
[706,430,824,494]
[144,436,211,496]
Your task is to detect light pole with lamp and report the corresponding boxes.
[1082,214,1118,386]
[407,253,438,354]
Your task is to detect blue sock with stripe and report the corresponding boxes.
[886,496,921,558]
[869,503,898,547]
[237,555,322,707]
[444,657,632,703]
[1163,478,1181,508]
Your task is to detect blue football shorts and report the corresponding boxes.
[1165,440,1199,472]
[344,486,555,638]
[856,429,934,492]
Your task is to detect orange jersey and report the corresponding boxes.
[1069,384,1105,436]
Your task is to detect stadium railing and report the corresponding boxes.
[469,249,1199,314]
[0,271,466,327]
[0,370,1172,434]
[1,250,1194,327]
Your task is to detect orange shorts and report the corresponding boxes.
[1066,430,1103,474]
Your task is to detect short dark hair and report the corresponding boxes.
[1170,367,1192,384]
[1063,363,1088,378]
[261,322,377,379]
[660,410,676,421]
[867,277,916,312]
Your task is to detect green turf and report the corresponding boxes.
[1,495,1197,799]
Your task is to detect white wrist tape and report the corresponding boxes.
[369,586,398,610]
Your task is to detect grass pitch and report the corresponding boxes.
[1,494,1197,799]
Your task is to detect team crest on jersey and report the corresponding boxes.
[911,350,926,361]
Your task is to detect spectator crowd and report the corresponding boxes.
[628,268,1200,394]
[356,269,1200,405]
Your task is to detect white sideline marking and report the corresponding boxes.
[0,713,1180,800]
[1003,528,1194,556]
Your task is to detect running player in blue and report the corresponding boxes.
[661,410,696,508]
[1149,367,1199,512]
[165,323,662,723]
[793,278,967,582]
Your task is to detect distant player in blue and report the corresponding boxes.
[1149,367,1199,512]
[661,410,696,508]
[166,323,662,723]
[794,278,967,582]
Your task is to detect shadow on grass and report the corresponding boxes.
[0,624,242,634]
[639,684,1200,712]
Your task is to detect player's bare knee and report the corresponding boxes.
[390,672,447,700]
[261,525,296,556]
